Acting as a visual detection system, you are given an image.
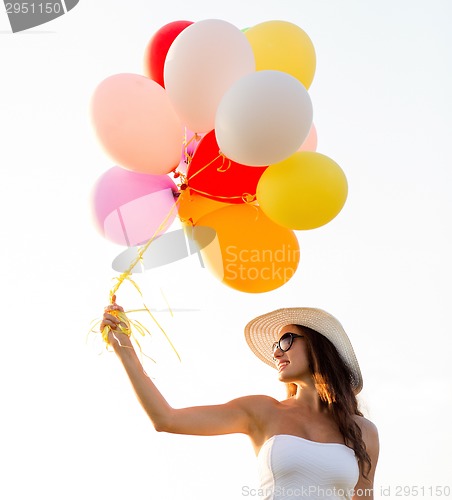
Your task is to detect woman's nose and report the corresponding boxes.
[272,347,283,360]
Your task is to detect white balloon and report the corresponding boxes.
[215,70,313,166]
[164,19,255,133]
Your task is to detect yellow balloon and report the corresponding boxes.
[256,152,348,230]
[245,20,316,89]
[193,204,300,293]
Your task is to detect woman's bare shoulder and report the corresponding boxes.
[353,415,378,435]
[353,415,380,453]
[231,394,280,411]
[230,395,281,448]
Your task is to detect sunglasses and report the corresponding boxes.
[272,332,304,357]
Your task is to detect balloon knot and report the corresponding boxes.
[242,193,256,203]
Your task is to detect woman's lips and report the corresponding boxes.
[278,361,289,372]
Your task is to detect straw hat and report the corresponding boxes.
[244,307,363,394]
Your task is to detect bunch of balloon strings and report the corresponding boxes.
[87,194,183,364]
[88,131,257,362]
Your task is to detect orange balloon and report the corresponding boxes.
[178,189,232,225]
[193,204,300,293]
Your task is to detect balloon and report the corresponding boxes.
[91,166,179,246]
[298,123,317,152]
[143,20,193,87]
[177,189,232,225]
[256,152,348,230]
[187,130,267,203]
[177,129,204,175]
[91,73,183,175]
[215,70,313,166]
[245,20,316,89]
[192,204,300,293]
[164,19,255,132]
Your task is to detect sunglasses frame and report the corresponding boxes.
[272,332,304,358]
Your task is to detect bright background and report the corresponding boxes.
[1,1,451,499]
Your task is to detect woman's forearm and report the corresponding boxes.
[112,339,172,430]
[102,307,252,438]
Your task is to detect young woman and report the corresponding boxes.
[101,305,379,499]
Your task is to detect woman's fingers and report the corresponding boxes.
[100,312,121,331]
[100,300,130,340]
[104,303,124,313]
[104,312,120,322]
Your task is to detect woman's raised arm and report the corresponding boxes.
[101,306,261,438]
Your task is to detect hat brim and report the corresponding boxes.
[244,307,363,394]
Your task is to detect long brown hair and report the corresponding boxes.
[286,325,371,477]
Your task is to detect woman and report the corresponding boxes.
[101,304,379,499]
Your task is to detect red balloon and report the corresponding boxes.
[187,130,268,204]
[144,20,193,87]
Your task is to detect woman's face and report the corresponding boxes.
[273,324,311,384]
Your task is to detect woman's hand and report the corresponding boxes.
[100,302,132,349]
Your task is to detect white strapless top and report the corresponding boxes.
[257,434,359,500]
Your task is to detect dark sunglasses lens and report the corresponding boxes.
[279,333,293,352]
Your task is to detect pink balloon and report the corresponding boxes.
[177,129,204,175]
[298,123,317,152]
[91,166,179,246]
[91,73,183,175]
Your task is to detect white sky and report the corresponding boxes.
[1,1,451,499]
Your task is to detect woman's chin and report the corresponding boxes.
[277,368,292,382]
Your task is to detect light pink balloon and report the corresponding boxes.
[177,129,204,175]
[91,73,183,175]
[164,19,255,133]
[298,123,318,152]
[91,166,179,247]
[215,70,313,166]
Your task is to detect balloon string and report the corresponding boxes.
[186,153,222,181]
[107,175,256,303]
[182,130,202,165]
[216,153,231,173]
[101,196,183,362]
[179,129,250,188]
[108,195,182,304]
[184,131,201,148]
[185,185,256,203]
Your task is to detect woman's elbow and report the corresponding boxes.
[150,410,174,433]
[153,423,166,433]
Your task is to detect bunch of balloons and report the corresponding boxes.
[90,19,348,294]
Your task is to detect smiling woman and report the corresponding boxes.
[101,303,379,500]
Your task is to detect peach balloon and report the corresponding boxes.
[298,123,317,152]
[91,73,183,175]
